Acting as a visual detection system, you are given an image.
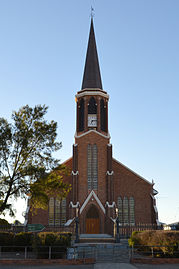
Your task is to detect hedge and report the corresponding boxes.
[35,232,71,259]
[0,231,72,258]
[128,230,179,257]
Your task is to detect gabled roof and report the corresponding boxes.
[113,158,153,186]
[81,18,103,90]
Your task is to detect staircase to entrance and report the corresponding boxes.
[73,235,130,263]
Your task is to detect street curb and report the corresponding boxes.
[0,258,95,265]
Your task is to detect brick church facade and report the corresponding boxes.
[28,19,158,235]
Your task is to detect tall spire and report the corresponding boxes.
[81,18,103,90]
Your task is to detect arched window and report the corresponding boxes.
[49,197,66,226]
[123,197,129,225]
[88,97,97,114]
[100,99,107,132]
[117,196,123,223]
[87,144,98,190]
[79,98,84,131]
[129,197,135,225]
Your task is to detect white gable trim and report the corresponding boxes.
[75,130,110,139]
[113,158,153,185]
[80,190,105,214]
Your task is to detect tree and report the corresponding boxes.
[0,105,70,216]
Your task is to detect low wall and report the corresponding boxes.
[131,258,179,264]
[0,258,95,265]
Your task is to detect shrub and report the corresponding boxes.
[0,232,14,246]
[128,230,179,257]
[128,231,141,247]
[34,232,72,259]
[14,232,33,246]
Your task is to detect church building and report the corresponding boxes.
[28,19,158,235]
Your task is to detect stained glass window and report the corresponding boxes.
[87,144,98,190]
[117,196,123,223]
[129,197,135,225]
[123,197,129,225]
[49,197,66,226]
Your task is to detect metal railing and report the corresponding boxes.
[130,245,179,259]
[0,246,66,260]
[118,224,162,238]
[0,244,130,262]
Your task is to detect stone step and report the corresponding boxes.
[78,233,115,243]
[79,237,116,243]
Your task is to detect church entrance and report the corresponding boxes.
[86,205,100,234]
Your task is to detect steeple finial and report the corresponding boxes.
[81,18,103,90]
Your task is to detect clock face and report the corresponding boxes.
[88,114,97,127]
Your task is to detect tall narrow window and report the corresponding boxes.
[79,98,84,131]
[87,144,98,190]
[87,144,92,190]
[129,197,135,225]
[61,198,66,225]
[100,99,107,132]
[117,196,123,223]
[49,197,66,226]
[92,144,98,190]
[55,199,61,226]
[49,197,54,226]
[88,97,97,114]
[123,197,129,225]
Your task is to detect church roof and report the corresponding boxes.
[81,18,103,90]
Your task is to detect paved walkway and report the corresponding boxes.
[94,263,137,269]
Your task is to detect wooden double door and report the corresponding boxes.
[86,205,100,234]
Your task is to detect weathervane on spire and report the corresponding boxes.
[91,6,95,18]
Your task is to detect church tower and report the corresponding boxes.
[71,18,114,234]
[28,17,158,236]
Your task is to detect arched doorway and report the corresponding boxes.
[86,205,100,234]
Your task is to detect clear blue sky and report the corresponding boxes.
[0,0,179,224]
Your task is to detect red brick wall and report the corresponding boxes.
[75,131,109,206]
[113,158,154,224]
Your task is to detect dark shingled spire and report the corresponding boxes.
[81,18,103,90]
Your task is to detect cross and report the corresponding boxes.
[91,6,95,18]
